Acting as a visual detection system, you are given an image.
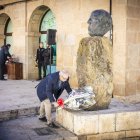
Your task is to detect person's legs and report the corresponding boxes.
[0,64,3,79]
[43,63,46,77]
[39,101,45,118]
[0,63,5,80]
[43,99,59,128]
[44,99,52,124]
[38,62,42,79]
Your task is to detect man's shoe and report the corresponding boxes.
[48,122,59,128]
[0,78,7,80]
[39,117,47,122]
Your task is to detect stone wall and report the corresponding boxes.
[46,0,110,87]
[112,0,127,97]
[0,0,110,85]
[0,1,27,78]
[112,0,140,99]
[0,0,140,98]
[125,0,140,96]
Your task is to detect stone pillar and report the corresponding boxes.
[112,0,127,97]
[26,32,40,79]
[0,34,5,46]
[113,0,140,102]
[125,1,140,97]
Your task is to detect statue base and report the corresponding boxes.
[56,98,140,137]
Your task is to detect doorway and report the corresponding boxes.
[28,5,57,79]
[5,18,13,54]
[40,9,57,74]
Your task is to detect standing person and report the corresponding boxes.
[42,44,54,77]
[0,44,11,80]
[36,70,72,128]
[36,42,45,80]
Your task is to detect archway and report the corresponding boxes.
[28,5,57,79]
[5,18,13,54]
[0,13,12,47]
[40,10,57,74]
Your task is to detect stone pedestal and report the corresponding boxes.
[56,99,140,139]
[77,36,113,110]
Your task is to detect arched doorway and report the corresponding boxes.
[28,5,57,79]
[40,10,57,74]
[0,13,12,47]
[5,18,13,53]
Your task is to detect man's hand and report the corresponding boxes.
[52,102,59,108]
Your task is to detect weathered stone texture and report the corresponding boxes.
[125,1,140,97]
[74,114,98,135]
[63,109,74,132]
[99,113,115,133]
[87,131,125,140]
[56,100,140,136]
[77,36,113,110]
[116,112,140,131]
[126,130,140,138]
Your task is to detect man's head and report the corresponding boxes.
[46,42,50,48]
[87,9,112,36]
[6,44,11,49]
[39,42,43,48]
[59,70,70,82]
[47,44,50,48]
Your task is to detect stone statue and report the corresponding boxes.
[87,9,112,36]
[77,9,113,110]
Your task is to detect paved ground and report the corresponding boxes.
[0,115,77,140]
[0,80,140,114]
[0,80,68,121]
[0,80,140,140]
[0,80,77,140]
[0,80,68,112]
[0,80,40,112]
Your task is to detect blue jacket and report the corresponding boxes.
[37,71,72,102]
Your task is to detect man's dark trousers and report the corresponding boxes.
[0,63,5,80]
[38,61,46,79]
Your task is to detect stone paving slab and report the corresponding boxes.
[0,80,40,112]
[0,80,68,121]
[0,115,77,140]
[0,80,40,121]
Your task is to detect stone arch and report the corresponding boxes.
[27,5,56,79]
[0,13,12,46]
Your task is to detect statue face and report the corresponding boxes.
[87,15,100,36]
[87,10,112,37]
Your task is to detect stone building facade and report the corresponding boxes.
[0,0,140,99]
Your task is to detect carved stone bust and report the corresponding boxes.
[87,9,112,36]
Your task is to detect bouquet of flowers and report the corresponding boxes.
[57,86,96,111]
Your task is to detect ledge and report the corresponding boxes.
[56,98,140,136]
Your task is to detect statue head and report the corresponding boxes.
[87,9,112,37]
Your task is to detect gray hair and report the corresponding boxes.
[59,70,70,79]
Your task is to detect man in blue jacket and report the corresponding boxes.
[36,70,72,128]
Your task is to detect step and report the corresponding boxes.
[0,105,56,122]
[56,98,140,139]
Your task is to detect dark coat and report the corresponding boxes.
[37,71,72,102]
[42,47,54,65]
[36,48,45,63]
[0,45,11,64]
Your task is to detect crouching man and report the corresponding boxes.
[36,70,72,128]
